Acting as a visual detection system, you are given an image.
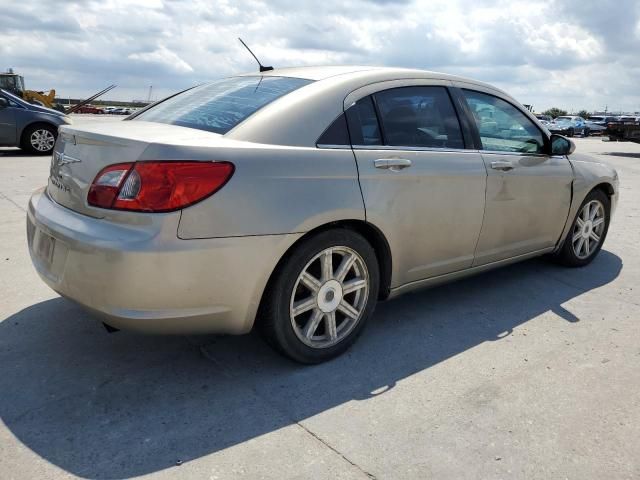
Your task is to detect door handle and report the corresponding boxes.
[374,158,412,171]
[490,160,514,171]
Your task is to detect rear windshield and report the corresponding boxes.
[133,76,313,134]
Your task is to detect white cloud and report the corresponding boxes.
[128,47,194,74]
[1,0,639,112]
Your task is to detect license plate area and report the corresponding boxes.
[35,229,56,265]
[30,223,68,283]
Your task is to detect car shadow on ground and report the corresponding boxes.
[0,251,622,479]
[602,152,640,159]
[0,148,29,157]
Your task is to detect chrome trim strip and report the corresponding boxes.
[351,145,477,154]
[320,145,554,157]
[479,150,549,158]
[316,144,351,150]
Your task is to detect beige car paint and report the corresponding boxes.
[27,67,619,334]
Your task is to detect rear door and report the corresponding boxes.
[347,82,487,287]
[456,87,573,265]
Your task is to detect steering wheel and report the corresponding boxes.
[414,128,442,147]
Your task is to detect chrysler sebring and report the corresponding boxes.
[27,66,618,363]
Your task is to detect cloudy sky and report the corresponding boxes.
[2,0,639,113]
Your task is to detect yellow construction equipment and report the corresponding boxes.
[1,68,116,113]
[0,68,60,110]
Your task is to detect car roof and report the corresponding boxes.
[228,65,520,147]
[240,65,498,90]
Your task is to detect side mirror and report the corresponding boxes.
[551,134,575,156]
[0,97,8,109]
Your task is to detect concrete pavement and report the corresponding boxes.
[1,128,639,479]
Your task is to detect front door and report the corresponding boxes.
[347,85,487,287]
[458,88,573,265]
[0,95,17,145]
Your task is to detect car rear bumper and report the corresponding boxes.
[27,189,302,334]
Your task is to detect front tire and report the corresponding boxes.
[21,124,57,155]
[555,189,610,267]
[260,229,380,363]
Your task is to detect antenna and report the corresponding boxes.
[238,38,273,72]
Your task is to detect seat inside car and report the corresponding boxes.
[384,105,420,146]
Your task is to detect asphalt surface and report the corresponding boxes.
[1,121,639,479]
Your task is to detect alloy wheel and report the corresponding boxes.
[571,200,606,259]
[290,246,369,348]
[30,129,55,152]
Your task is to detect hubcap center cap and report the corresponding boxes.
[582,220,593,238]
[317,280,343,313]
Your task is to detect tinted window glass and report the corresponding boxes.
[462,90,545,154]
[0,94,18,107]
[0,89,27,107]
[346,96,382,146]
[134,76,313,134]
[374,86,464,149]
[317,113,349,146]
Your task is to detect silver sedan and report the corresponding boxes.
[27,66,618,363]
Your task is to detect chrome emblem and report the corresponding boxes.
[54,151,82,167]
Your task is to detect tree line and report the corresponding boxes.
[542,107,590,119]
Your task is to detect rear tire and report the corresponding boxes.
[259,229,379,363]
[555,189,610,267]
[21,124,57,155]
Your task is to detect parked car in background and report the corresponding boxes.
[74,105,104,114]
[617,116,640,124]
[111,108,132,115]
[0,88,71,154]
[588,115,617,126]
[550,116,588,137]
[584,121,606,135]
[27,66,618,363]
[606,118,640,144]
[535,114,552,123]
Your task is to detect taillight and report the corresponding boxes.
[88,161,234,212]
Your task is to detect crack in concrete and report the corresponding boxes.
[0,191,27,213]
[198,345,377,479]
[294,421,377,479]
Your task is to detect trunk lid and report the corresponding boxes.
[47,121,224,217]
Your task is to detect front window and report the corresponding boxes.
[133,76,313,134]
[462,90,545,154]
[0,88,27,108]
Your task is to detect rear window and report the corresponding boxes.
[133,76,313,134]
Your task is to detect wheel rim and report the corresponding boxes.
[572,200,606,259]
[30,129,55,152]
[290,246,369,349]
